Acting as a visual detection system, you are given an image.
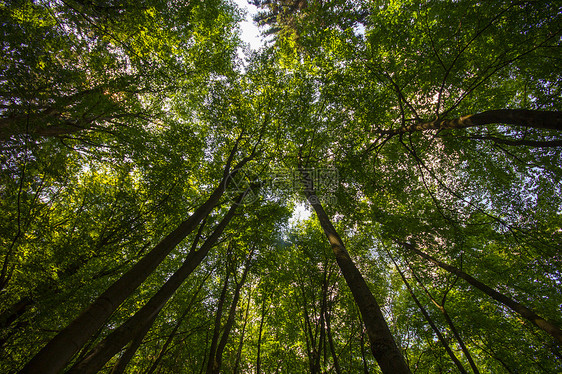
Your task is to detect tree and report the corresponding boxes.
[1,0,561,373]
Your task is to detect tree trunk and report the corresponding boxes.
[109,312,158,374]
[19,141,251,374]
[66,193,245,374]
[300,168,411,374]
[211,250,253,374]
[297,273,319,374]
[256,294,268,374]
[378,109,562,136]
[400,241,562,344]
[206,264,231,374]
[324,273,342,374]
[388,252,469,374]
[144,269,212,374]
[233,289,252,374]
[325,308,342,374]
[404,259,480,374]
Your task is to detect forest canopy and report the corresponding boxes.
[1,0,561,373]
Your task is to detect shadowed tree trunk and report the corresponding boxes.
[376,109,562,136]
[206,262,231,374]
[400,241,562,345]
[233,287,252,374]
[66,192,247,374]
[300,167,411,374]
[19,138,252,374]
[256,293,268,374]
[144,269,213,374]
[208,248,253,374]
[109,312,159,374]
[296,270,321,374]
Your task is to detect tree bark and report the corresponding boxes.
[19,141,251,374]
[66,193,246,374]
[400,241,562,344]
[300,168,411,374]
[378,110,562,136]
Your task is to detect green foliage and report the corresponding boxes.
[1,0,561,373]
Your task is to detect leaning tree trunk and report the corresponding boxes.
[66,193,246,374]
[400,241,562,344]
[378,109,562,136]
[19,140,251,374]
[300,167,411,374]
[144,269,213,374]
[109,312,159,374]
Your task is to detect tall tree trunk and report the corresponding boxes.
[297,273,319,374]
[206,263,231,374]
[66,193,246,374]
[325,306,342,374]
[388,252,469,374]
[256,294,268,374]
[233,288,252,374]
[377,109,562,136]
[323,269,342,374]
[211,250,253,374]
[400,241,562,344]
[144,269,213,374]
[19,140,252,374]
[316,267,328,373]
[300,168,411,374]
[109,311,158,374]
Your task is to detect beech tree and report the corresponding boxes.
[1,0,561,373]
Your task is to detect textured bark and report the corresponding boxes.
[378,109,562,136]
[20,142,250,374]
[67,194,245,374]
[401,242,562,345]
[300,168,411,374]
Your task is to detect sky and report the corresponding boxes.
[232,1,313,224]
[233,0,264,50]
